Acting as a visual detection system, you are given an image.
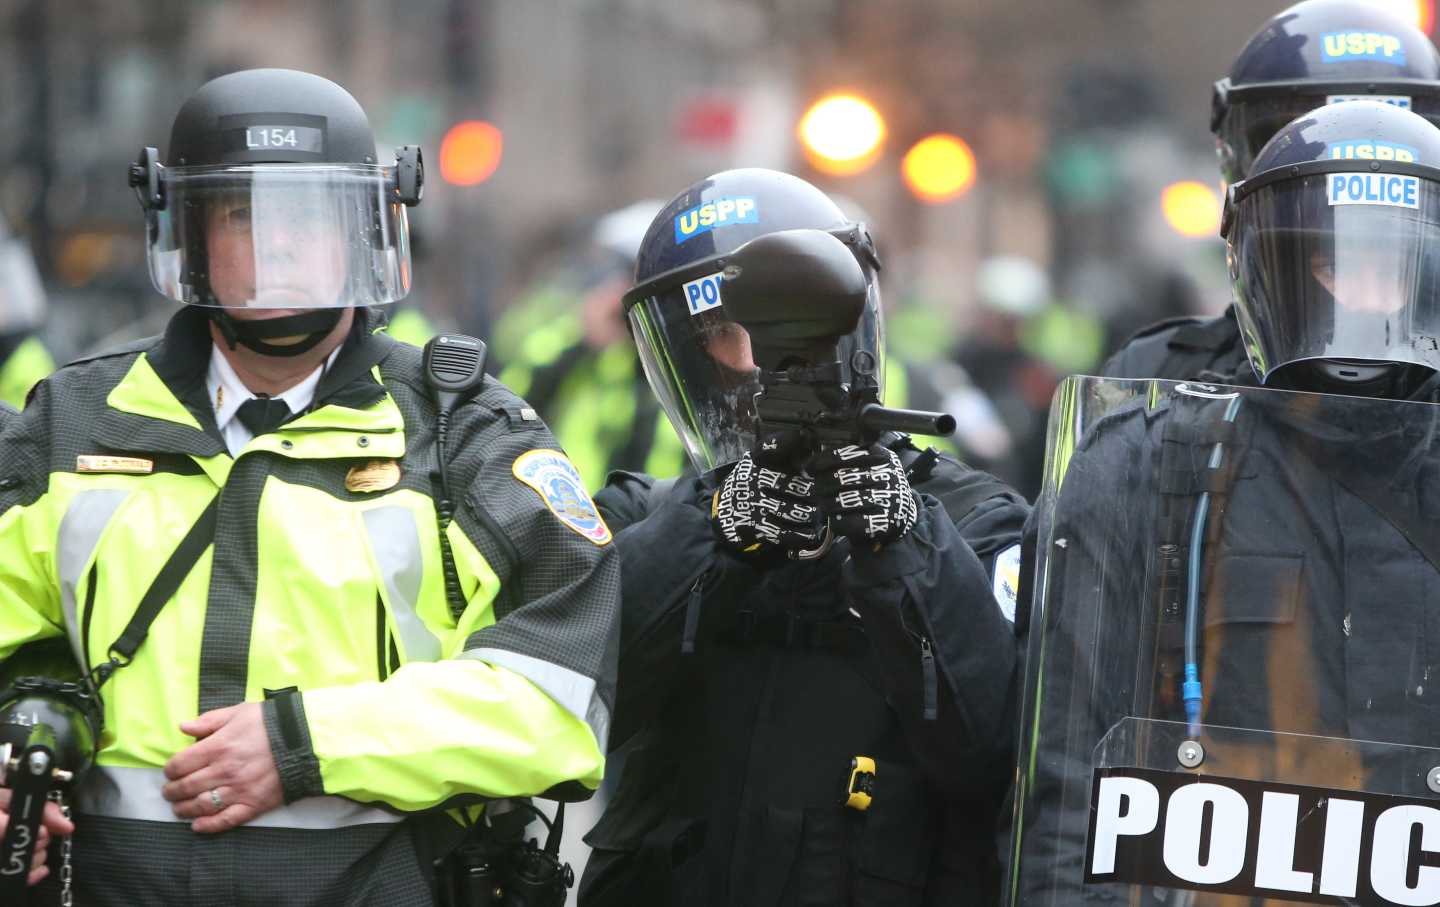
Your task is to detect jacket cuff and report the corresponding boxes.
[262,691,324,803]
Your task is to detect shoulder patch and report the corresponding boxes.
[992,543,1021,623]
[512,449,613,545]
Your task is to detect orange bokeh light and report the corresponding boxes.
[439,120,503,186]
[901,134,977,203]
[798,93,886,176]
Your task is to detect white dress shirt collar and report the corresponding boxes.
[206,344,341,456]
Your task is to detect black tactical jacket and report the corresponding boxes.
[579,439,1028,907]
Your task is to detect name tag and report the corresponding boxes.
[76,455,154,475]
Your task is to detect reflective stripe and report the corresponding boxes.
[462,647,610,752]
[57,489,130,666]
[77,765,403,829]
[362,506,439,662]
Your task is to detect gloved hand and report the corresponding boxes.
[812,443,918,547]
[712,430,823,558]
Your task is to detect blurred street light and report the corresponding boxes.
[439,120,503,186]
[798,93,885,176]
[1369,0,1435,32]
[901,133,977,203]
[1160,180,1222,238]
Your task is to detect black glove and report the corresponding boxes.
[812,443,918,547]
[712,431,823,557]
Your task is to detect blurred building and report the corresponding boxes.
[0,0,1319,364]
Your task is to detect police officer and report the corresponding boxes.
[499,201,686,491]
[0,68,618,905]
[0,216,56,407]
[1102,0,1440,384]
[577,169,1028,907]
[1014,99,1440,903]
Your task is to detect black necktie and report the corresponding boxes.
[235,397,292,436]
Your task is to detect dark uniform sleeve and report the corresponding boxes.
[444,380,623,799]
[842,458,1029,799]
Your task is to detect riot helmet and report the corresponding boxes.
[1221,99,1440,396]
[130,68,423,355]
[623,169,883,473]
[0,215,45,336]
[1212,0,1440,185]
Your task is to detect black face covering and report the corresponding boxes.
[208,308,345,357]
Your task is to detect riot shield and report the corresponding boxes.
[1008,376,1440,907]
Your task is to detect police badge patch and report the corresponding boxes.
[512,449,613,545]
[992,543,1021,623]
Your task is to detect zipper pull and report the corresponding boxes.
[681,574,705,655]
[921,637,938,721]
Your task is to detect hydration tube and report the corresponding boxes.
[1181,389,1243,737]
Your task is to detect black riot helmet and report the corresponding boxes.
[1221,100,1440,396]
[1212,0,1440,186]
[130,68,423,356]
[622,168,883,473]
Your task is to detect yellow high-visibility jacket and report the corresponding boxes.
[0,308,618,905]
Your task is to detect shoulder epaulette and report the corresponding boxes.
[61,335,158,369]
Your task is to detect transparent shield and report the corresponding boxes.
[1010,376,1440,907]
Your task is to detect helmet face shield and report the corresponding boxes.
[1228,169,1440,381]
[1215,86,1440,183]
[627,249,884,474]
[629,295,763,473]
[145,164,410,309]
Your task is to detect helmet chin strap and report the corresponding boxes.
[209,308,344,357]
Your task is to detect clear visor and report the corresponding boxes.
[0,239,46,334]
[1220,92,1440,183]
[628,278,883,474]
[144,164,410,309]
[1228,172,1440,382]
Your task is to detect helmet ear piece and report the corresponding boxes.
[1211,78,1231,135]
[392,146,423,206]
